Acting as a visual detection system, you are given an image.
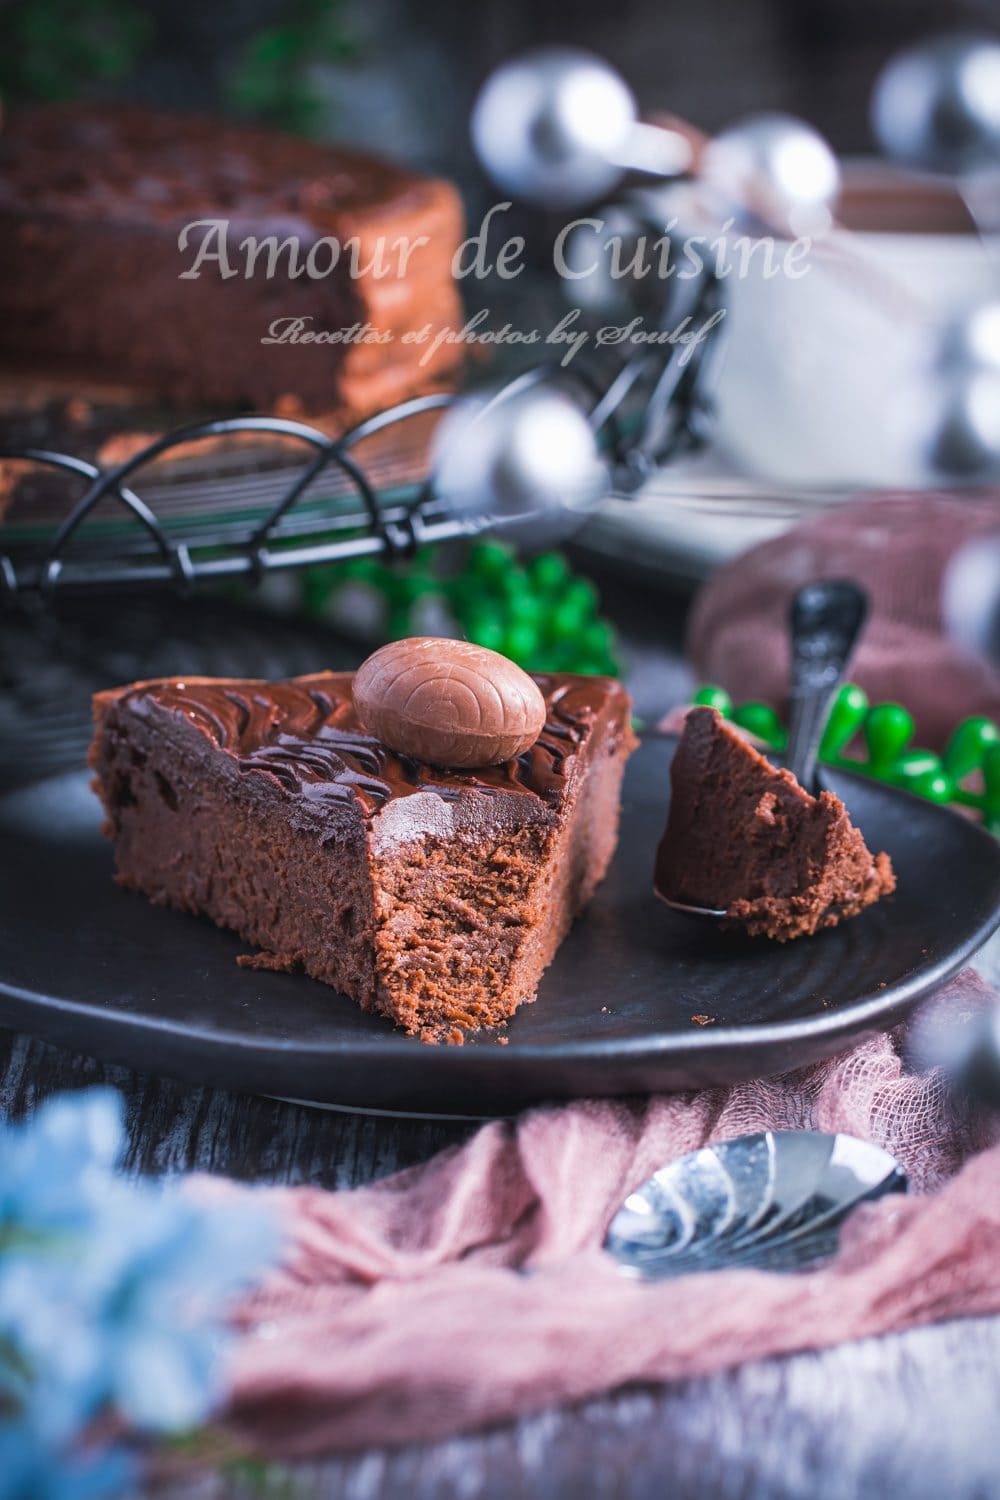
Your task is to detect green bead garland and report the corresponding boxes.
[692,682,1000,833]
[302,541,621,678]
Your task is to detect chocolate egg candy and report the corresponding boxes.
[352,637,546,768]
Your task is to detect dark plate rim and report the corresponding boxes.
[2,746,999,1069]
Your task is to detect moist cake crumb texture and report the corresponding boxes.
[656,707,895,940]
[89,670,635,1043]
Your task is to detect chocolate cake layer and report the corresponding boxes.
[90,671,635,1042]
[0,106,463,413]
[655,707,895,940]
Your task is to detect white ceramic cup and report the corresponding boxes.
[667,163,1000,489]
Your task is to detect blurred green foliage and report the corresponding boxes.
[0,0,356,138]
[225,0,357,134]
[0,0,152,101]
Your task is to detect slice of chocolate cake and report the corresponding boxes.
[90,670,635,1043]
[655,707,894,940]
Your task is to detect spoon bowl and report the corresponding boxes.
[605,1129,907,1277]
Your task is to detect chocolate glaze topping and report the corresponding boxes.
[117,671,623,815]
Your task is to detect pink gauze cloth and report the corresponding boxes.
[220,968,1000,1457]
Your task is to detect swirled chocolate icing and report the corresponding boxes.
[112,671,628,816]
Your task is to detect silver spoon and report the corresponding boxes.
[605,1129,906,1278]
[661,578,869,920]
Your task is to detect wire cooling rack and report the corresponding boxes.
[0,271,723,600]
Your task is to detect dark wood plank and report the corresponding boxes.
[291,1317,1000,1500]
[0,1031,474,1188]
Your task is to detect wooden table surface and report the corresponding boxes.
[2,1021,998,1500]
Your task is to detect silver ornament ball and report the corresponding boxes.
[700,112,840,236]
[927,369,1000,479]
[431,383,608,544]
[943,534,1000,665]
[872,33,1000,171]
[471,48,636,208]
[969,1002,1000,1107]
[938,300,1000,376]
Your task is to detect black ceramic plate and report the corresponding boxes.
[2,737,999,1116]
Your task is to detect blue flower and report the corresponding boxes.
[0,1426,135,1500]
[0,1088,279,1497]
[82,1183,278,1431]
[0,1089,124,1245]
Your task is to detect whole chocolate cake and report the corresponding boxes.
[655,707,895,940]
[90,669,635,1043]
[0,105,463,414]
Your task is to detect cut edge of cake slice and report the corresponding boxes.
[655,706,895,941]
[90,671,636,1043]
